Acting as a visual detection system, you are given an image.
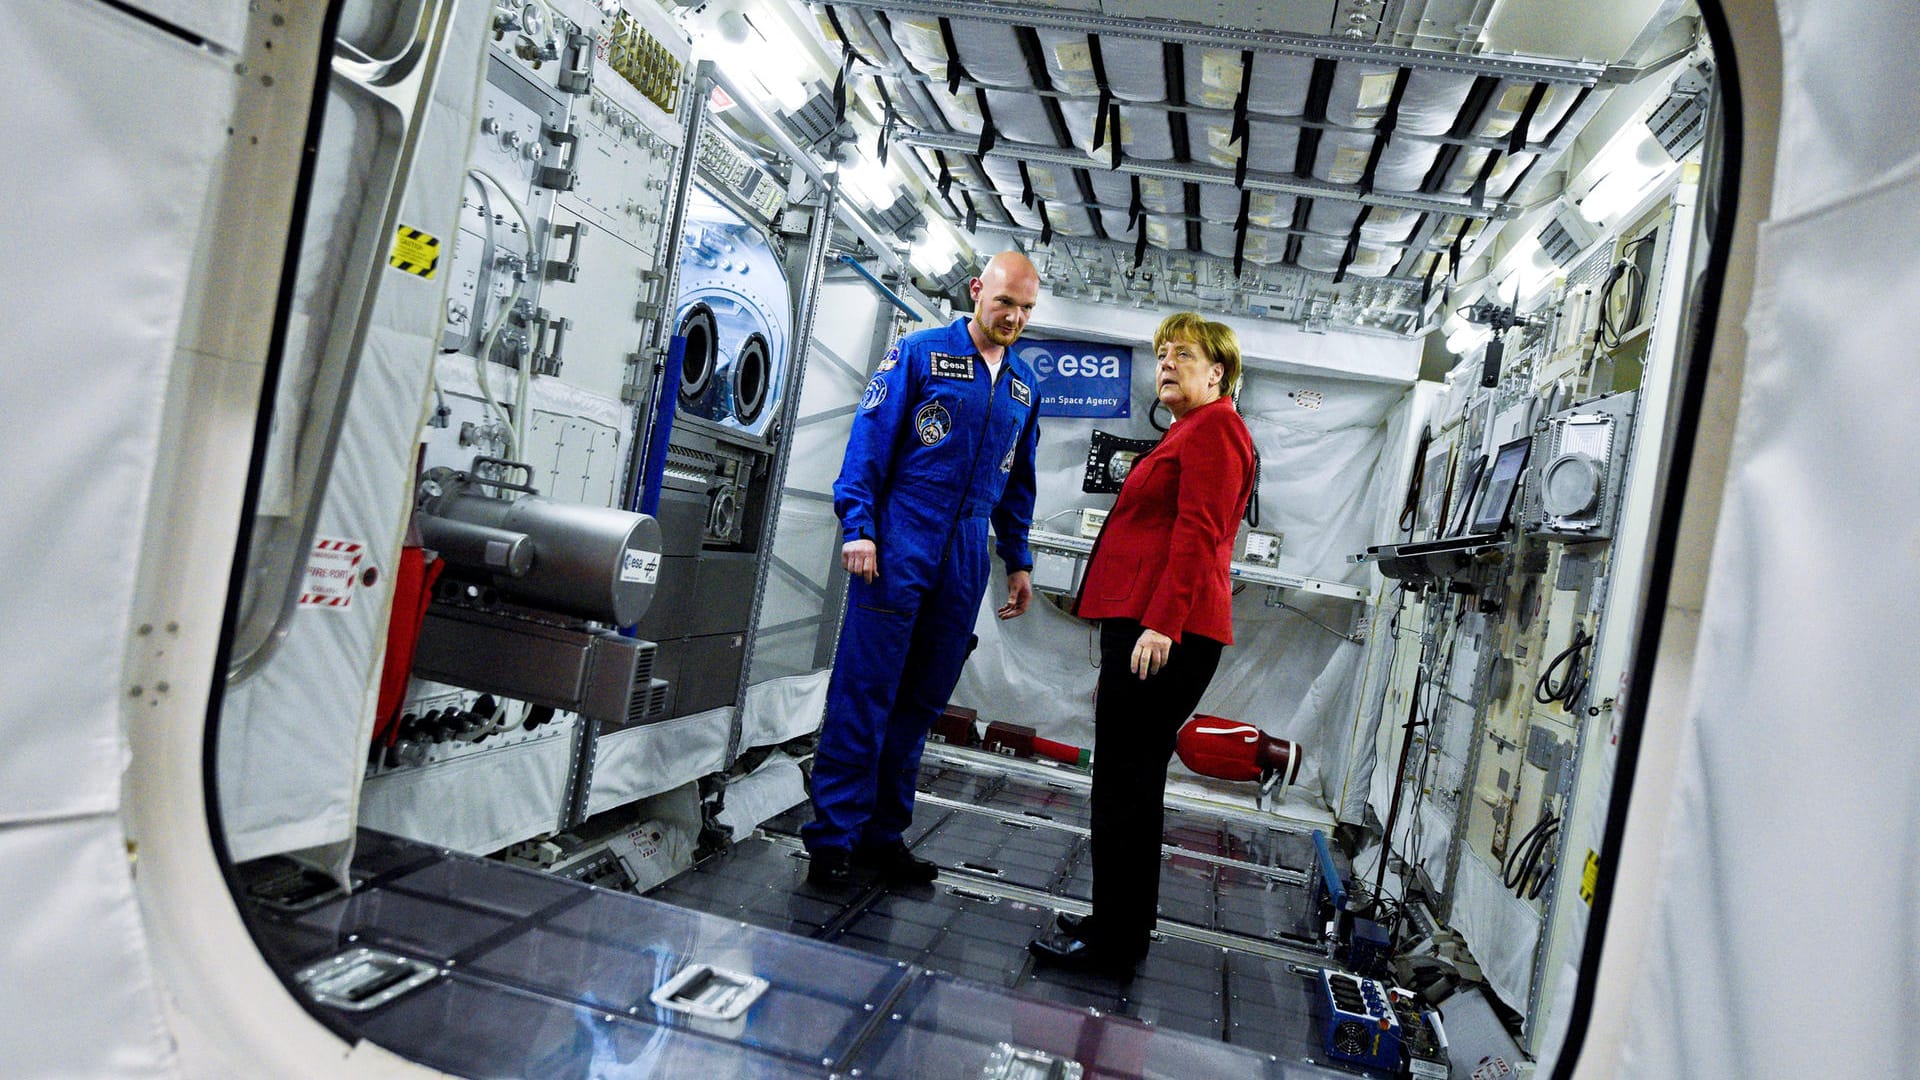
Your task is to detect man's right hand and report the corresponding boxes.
[842,539,879,583]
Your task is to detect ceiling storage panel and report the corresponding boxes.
[1184,48,1315,116]
[985,88,1058,145]
[949,19,1032,87]
[1395,70,1479,135]
[1312,130,1379,185]
[818,0,1618,327]
[1372,137,1444,192]
[1323,63,1401,128]
[1191,116,1300,173]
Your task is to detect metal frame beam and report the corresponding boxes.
[868,68,1524,152]
[898,129,1513,218]
[816,0,1607,84]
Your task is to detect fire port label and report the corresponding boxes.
[301,537,364,609]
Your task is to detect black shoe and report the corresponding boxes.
[1026,931,1140,979]
[806,847,853,889]
[1054,912,1088,940]
[852,842,939,885]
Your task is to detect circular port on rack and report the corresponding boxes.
[732,332,771,424]
[677,303,718,406]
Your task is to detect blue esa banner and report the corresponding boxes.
[1013,337,1131,418]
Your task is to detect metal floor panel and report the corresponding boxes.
[643,754,1376,1073]
[239,832,1364,1079]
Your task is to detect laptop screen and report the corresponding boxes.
[1469,436,1532,535]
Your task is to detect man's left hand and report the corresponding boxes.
[997,570,1033,620]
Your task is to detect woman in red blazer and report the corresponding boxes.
[1029,313,1256,977]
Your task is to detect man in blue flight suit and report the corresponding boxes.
[804,250,1043,888]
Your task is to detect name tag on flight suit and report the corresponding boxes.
[1009,376,1031,406]
[930,352,975,380]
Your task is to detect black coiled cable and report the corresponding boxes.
[1534,627,1592,710]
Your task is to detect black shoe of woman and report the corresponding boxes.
[1026,930,1140,979]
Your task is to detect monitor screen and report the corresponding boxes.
[1469,437,1532,534]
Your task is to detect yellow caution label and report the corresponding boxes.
[1580,849,1600,905]
[388,225,440,279]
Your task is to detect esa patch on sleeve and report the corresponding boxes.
[1009,376,1031,405]
[930,352,975,380]
[877,345,900,372]
[860,376,888,410]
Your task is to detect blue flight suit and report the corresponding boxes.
[804,317,1040,853]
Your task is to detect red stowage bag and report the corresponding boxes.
[1176,714,1302,786]
[373,546,443,746]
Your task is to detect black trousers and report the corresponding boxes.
[1087,617,1224,958]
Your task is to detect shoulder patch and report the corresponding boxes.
[930,352,975,380]
[1009,376,1031,406]
[914,401,953,446]
[860,376,888,411]
[876,345,900,373]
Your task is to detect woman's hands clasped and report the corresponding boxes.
[1130,628,1173,679]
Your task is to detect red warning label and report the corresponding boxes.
[301,536,364,609]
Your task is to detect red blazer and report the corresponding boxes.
[1076,397,1255,645]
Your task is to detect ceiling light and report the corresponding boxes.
[1577,128,1674,225]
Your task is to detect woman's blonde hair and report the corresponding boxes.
[1152,312,1243,398]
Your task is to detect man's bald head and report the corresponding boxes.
[968,250,1041,353]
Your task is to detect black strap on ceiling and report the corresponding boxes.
[1184,182,1201,253]
[1037,198,1053,245]
[1448,228,1464,281]
[1468,148,1503,208]
[1234,187,1252,278]
[822,6,876,68]
[963,190,979,233]
[937,17,966,96]
[1089,36,1115,152]
[1420,250,1440,307]
[1282,197,1309,267]
[935,150,953,197]
[1509,82,1550,155]
[875,79,898,164]
[1231,50,1255,188]
[1075,168,1109,242]
[1018,161,1035,207]
[974,87,997,157]
[832,46,856,123]
[1128,174,1144,232]
[1107,101,1123,169]
[1333,205,1373,283]
[1357,67,1413,197]
[1134,219,1149,269]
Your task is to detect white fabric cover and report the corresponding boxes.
[741,670,831,752]
[952,343,1414,813]
[1313,130,1378,185]
[585,708,733,818]
[714,753,809,839]
[1396,70,1476,136]
[985,87,1056,147]
[1372,137,1442,193]
[1621,47,1920,1075]
[1183,48,1314,115]
[1,819,179,1077]
[1,4,233,1073]
[1324,63,1400,128]
[950,19,1031,88]
[358,724,577,855]
[217,6,490,868]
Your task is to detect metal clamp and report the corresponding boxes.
[546,221,587,281]
[537,121,578,190]
[557,27,594,95]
